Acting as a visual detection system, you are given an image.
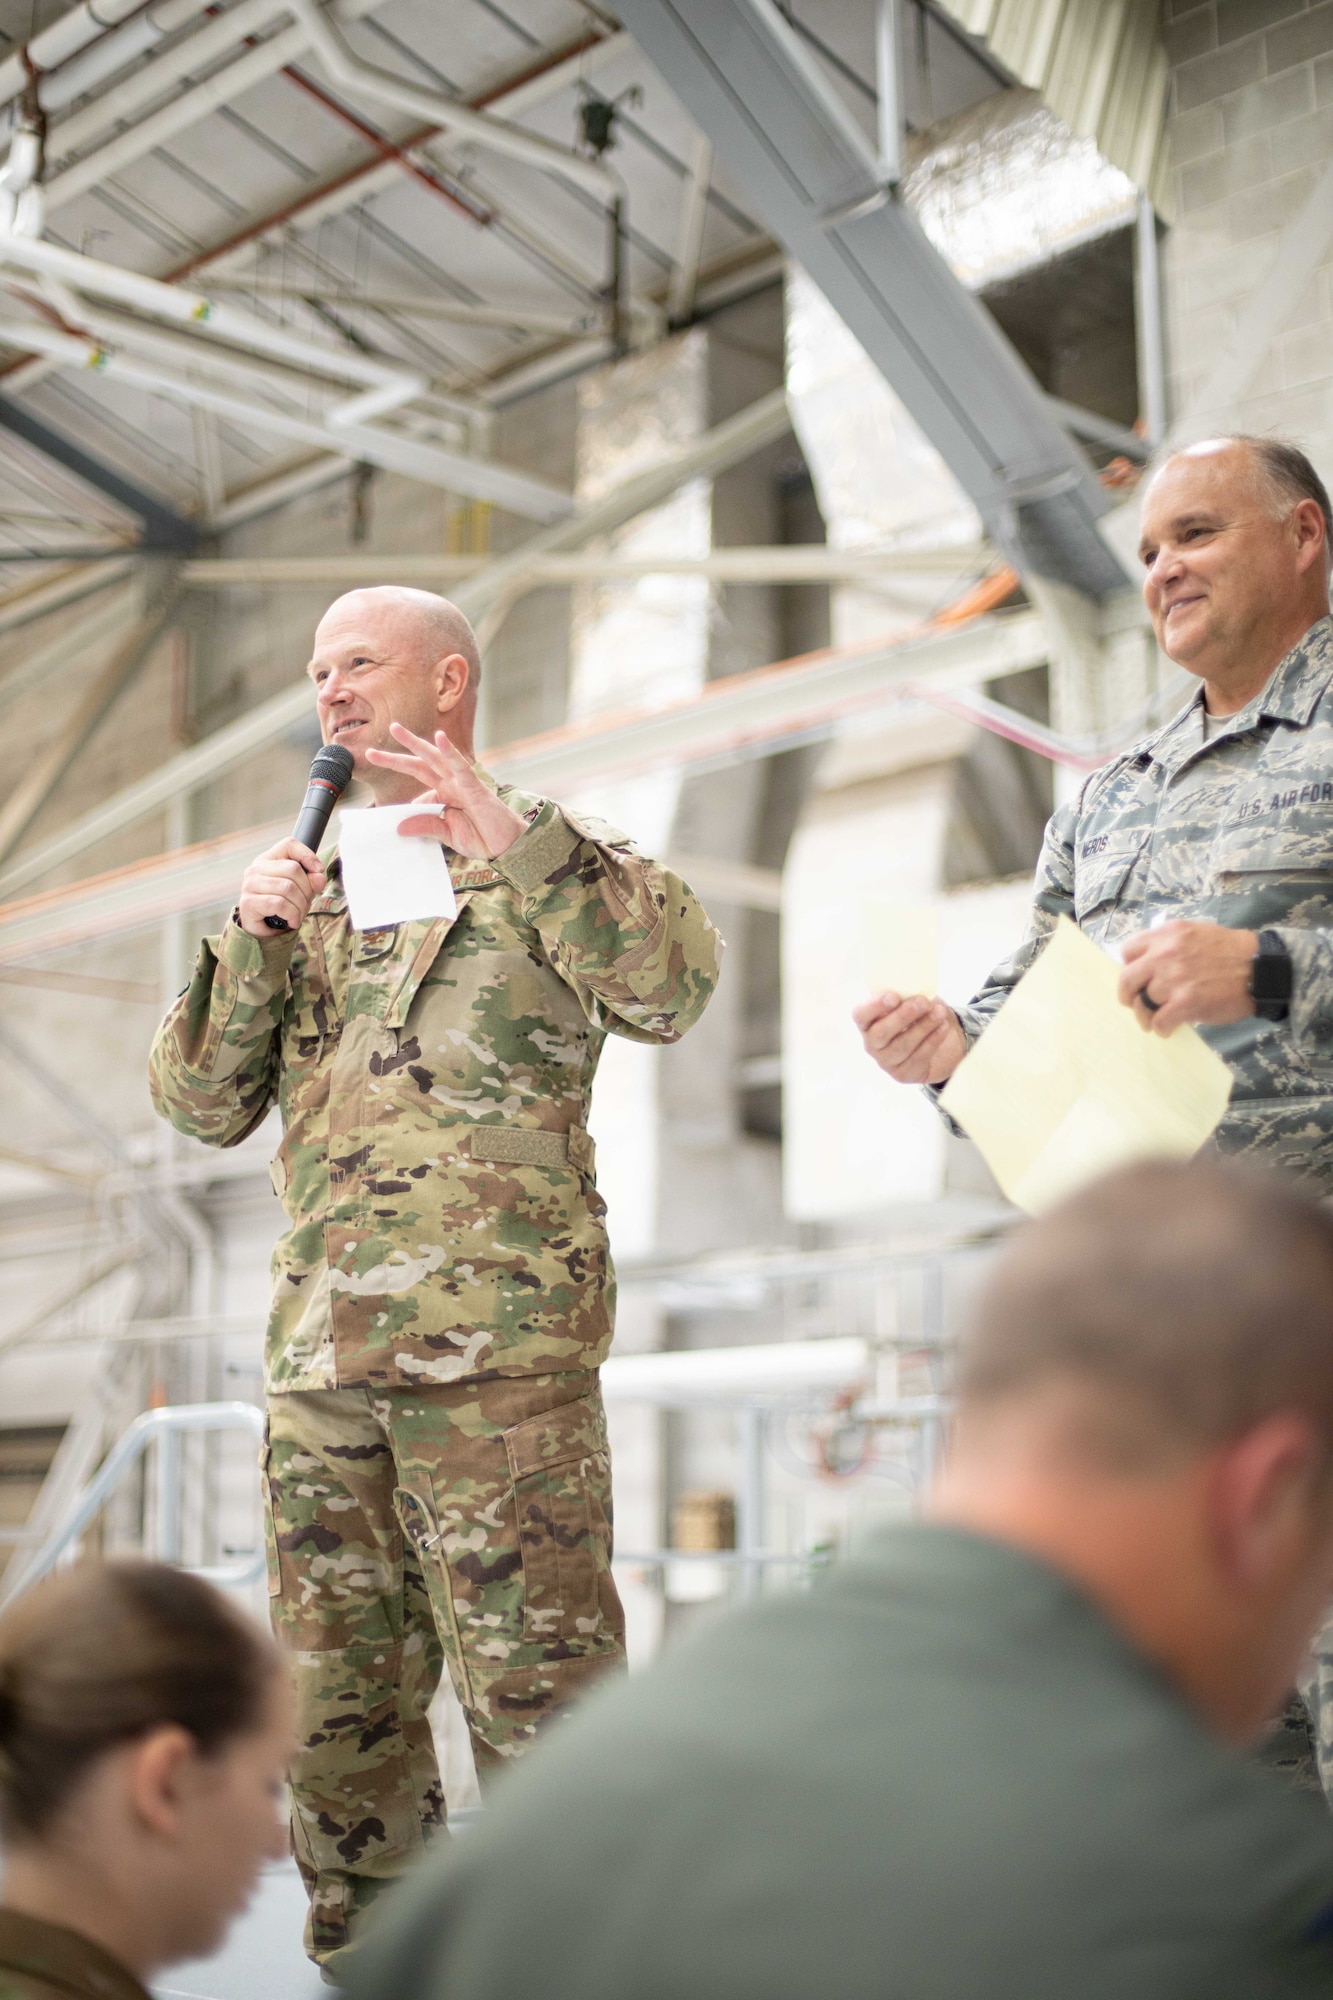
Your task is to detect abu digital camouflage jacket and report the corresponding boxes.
[149,784,721,1392]
[950,616,1333,1187]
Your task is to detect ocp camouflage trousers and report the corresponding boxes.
[261,1370,626,1967]
[1299,1608,1333,1805]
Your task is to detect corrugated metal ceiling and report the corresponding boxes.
[0,0,1168,581]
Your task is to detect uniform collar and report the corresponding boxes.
[0,1910,151,2000]
[1142,614,1333,771]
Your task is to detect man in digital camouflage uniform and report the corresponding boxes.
[855,432,1333,1794]
[149,586,721,1973]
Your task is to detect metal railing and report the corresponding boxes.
[1,1400,265,1607]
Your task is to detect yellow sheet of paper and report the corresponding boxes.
[939,917,1233,1214]
[861,899,938,999]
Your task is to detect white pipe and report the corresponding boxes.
[14,292,380,408]
[0,128,42,235]
[326,376,426,428]
[289,0,617,202]
[0,129,40,195]
[0,317,573,519]
[209,453,352,530]
[39,0,227,115]
[176,544,993,585]
[602,1339,870,1408]
[28,290,438,422]
[43,0,294,168]
[0,230,422,397]
[0,0,147,115]
[38,0,614,219]
[40,22,310,213]
[203,281,593,338]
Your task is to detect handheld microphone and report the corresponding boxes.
[263,741,356,932]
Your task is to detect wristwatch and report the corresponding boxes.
[1250,929,1292,1022]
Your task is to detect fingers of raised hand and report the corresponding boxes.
[364,744,427,774]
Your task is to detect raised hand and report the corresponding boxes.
[365,724,526,859]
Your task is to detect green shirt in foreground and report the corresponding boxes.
[348,1523,1333,2000]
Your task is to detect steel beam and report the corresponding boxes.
[0,573,182,863]
[614,0,1129,600]
[0,609,1048,956]
[176,544,991,586]
[0,389,795,898]
[0,393,199,552]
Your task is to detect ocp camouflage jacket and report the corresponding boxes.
[951,616,1333,1188]
[149,784,722,1392]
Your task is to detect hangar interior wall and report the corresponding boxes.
[5,0,1333,1688]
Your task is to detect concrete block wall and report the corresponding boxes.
[1163,0,1333,466]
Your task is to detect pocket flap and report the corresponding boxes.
[383,897,474,1028]
[1213,830,1333,877]
[505,1390,608,1482]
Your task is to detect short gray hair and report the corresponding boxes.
[960,1159,1333,1470]
[1160,434,1333,567]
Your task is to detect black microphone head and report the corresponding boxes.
[310,743,355,793]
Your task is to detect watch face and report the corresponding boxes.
[1252,942,1293,1005]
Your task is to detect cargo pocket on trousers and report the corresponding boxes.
[505,1395,607,1644]
[259,1431,282,1599]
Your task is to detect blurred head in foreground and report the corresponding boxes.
[934,1156,1333,1741]
[336,1159,1333,2000]
[0,1561,290,1989]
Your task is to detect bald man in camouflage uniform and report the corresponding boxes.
[856,434,1333,1793]
[150,588,721,1974]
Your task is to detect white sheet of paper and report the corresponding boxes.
[861,899,938,999]
[940,916,1233,1214]
[337,805,457,932]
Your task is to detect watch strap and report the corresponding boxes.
[1250,929,1292,1021]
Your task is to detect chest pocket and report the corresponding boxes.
[1211,826,1333,933]
[1212,825,1333,884]
[1073,831,1150,925]
[378,898,476,1031]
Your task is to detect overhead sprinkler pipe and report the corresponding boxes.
[325,377,424,428]
[0,229,423,407]
[27,0,387,216]
[0,317,572,519]
[288,0,618,202]
[0,125,42,236]
[0,0,156,115]
[13,292,427,418]
[32,0,222,116]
